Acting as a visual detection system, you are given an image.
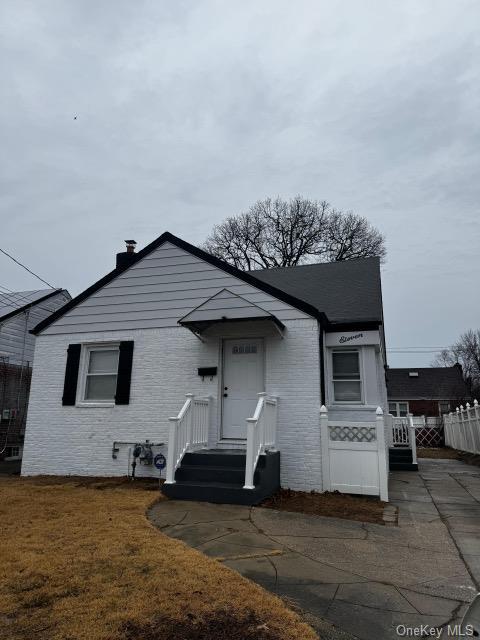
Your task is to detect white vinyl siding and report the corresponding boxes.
[41,243,310,335]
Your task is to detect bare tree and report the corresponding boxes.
[204,196,386,270]
[432,329,480,397]
[322,210,386,262]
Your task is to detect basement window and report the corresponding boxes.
[332,350,362,403]
[83,346,119,402]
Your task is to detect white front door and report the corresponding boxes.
[221,338,265,440]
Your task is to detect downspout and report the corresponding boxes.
[319,320,326,405]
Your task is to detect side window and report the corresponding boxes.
[84,347,119,401]
[332,350,362,402]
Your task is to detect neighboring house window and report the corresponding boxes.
[5,446,21,460]
[388,402,409,417]
[439,401,450,414]
[83,346,119,402]
[332,350,362,402]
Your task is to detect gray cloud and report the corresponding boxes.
[1,1,479,365]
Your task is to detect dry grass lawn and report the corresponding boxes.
[0,477,317,640]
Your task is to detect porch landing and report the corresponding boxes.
[161,448,280,506]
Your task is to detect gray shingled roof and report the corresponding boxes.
[387,366,469,400]
[249,257,382,323]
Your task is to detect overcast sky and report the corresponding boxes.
[1,1,479,366]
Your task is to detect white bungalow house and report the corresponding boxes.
[22,232,389,503]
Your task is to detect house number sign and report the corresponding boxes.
[232,345,257,354]
[339,333,363,343]
[325,330,380,347]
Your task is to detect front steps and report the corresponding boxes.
[389,447,418,471]
[161,449,280,505]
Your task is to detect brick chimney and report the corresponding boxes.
[116,240,137,268]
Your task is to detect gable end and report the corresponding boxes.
[32,233,325,334]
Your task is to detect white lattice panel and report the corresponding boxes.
[329,425,377,443]
[415,427,444,448]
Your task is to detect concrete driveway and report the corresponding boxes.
[149,458,480,640]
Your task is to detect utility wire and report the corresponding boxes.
[0,284,60,316]
[0,247,54,288]
[387,350,444,354]
[0,291,57,318]
[0,288,57,314]
[0,284,55,308]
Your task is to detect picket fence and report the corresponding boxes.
[444,401,480,454]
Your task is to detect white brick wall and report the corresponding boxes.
[22,319,322,491]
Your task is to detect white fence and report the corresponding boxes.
[244,393,278,490]
[320,406,389,501]
[389,415,418,464]
[165,394,210,484]
[444,401,480,454]
[390,415,444,450]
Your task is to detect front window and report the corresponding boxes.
[332,350,362,402]
[84,347,119,401]
[388,402,409,417]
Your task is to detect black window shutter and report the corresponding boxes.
[115,341,134,405]
[62,344,81,406]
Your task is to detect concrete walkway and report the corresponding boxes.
[149,458,480,640]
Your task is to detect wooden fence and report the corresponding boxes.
[444,401,480,454]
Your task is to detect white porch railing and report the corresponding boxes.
[165,394,210,484]
[243,392,278,490]
[391,417,410,446]
[444,401,480,454]
[390,415,418,465]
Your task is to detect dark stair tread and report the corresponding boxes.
[390,463,418,471]
[170,480,247,489]
[179,464,245,472]
[175,465,255,482]
[183,452,248,468]
[162,450,280,505]
[390,453,413,458]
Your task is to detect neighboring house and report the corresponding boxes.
[22,232,389,502]
[0,289,71,464]
[387,365,470,419]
